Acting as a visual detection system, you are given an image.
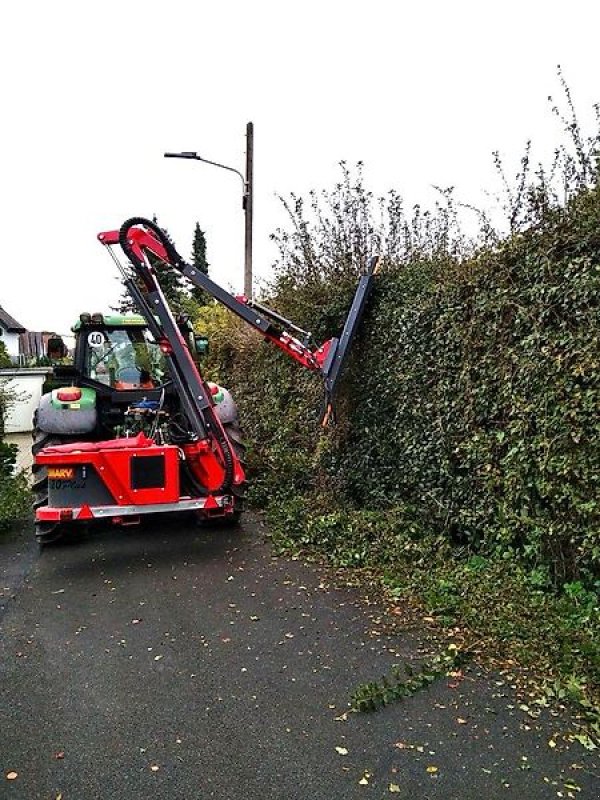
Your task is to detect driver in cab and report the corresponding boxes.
[114,367,156,391]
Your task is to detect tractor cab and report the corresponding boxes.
[72,313,167,390]
[37,312,213,446]
[71,312,207,391]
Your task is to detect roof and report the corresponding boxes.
[0,305,26,332]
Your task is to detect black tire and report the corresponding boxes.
[222,420,247,525]
[31,428,76,545]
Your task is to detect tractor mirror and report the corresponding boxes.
[47,336,68,360]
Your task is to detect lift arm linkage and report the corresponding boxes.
[98,217,378,420]
[99,221,326,372]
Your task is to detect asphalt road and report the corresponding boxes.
[1,517,598,799]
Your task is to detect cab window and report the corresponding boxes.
[86,328,166,389]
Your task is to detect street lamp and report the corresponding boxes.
[164,122,254,298]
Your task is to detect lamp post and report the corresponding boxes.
[164,121,254,298]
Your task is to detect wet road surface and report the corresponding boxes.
[1,518,598,799]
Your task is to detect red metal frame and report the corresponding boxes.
[36,438,181,506]
[35,437,238,524]
[98,227,170,267]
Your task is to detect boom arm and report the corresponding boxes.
[98,217,378,420]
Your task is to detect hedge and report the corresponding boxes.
[212,178,599,587]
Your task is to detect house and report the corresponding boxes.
[19,330,56,360]
[0,305,26,358]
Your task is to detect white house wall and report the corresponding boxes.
[0,330,20,358]
[0,368,51,433]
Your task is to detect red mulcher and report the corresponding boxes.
[33,215,377,542]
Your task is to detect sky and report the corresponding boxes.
[1,0,599,337]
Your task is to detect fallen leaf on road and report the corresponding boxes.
[564,781,580,791]
[335,747,348,755]
[358,771,371,785]
[54,751,65,760]
[6,772,18,780]
[548,739,557,749]
[426,766,438,774]
[150,765,159,772]
[154,655,163,661]
[457,717,467,724]
[131,619,142,625]
[389,784,401,793]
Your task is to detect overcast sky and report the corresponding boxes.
[1,0,599,336]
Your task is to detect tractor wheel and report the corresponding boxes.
[223,420,247,525]
[31,428,75,546]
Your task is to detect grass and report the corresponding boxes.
[0,471,31,534]
[267,500,600,744]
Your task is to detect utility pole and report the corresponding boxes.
[244,121,254,298]
[164,121,255,298]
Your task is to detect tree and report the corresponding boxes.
[0,341,11,369]
[190,222,211,305]
[0,373,31,527]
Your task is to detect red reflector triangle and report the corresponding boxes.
[204,495,218,510]
[78,504,94,520]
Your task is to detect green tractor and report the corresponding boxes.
[32,311,242,544]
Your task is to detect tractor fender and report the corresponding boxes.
[35,389,98,436]
[211,385,239,425]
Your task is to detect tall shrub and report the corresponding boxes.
[217,80,600,585]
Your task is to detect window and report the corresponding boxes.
[86,328,167,389]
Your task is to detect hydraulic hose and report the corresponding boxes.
[204,412,236,493]
[119,216,184,270]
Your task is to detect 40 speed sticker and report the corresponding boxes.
[88,331,106,348]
